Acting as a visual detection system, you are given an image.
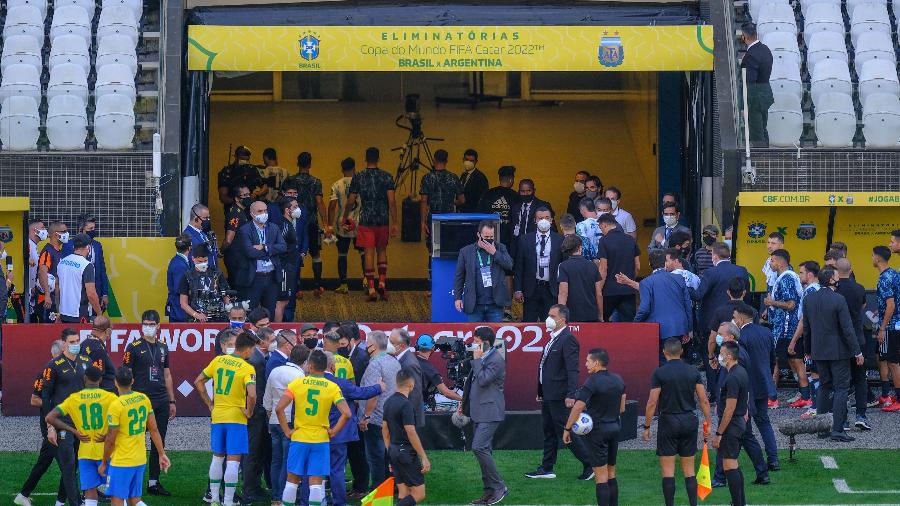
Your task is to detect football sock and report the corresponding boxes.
[800,385,811,400]
[282,481,298,506]
[882,381,891,397]
[209,456,225,501]
[377,263,387,285]
[365,270,376,292]
[85,500,98,506]
[223,460,240,506]
[608,477,619,506]
[595,482,610,506]
[662,477,676,506]
[725,469,745,506]
[685,476,698,506]
[312,257,323,286]
[309,484,325,506]
[337,253,348,281]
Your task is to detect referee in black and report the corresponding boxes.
[562,348,626,506]
[122,309,176,496]
[714,341,750,506]
[42,328,92,506]
[643,338,711,506]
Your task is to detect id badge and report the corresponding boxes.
[149,365,160,382]
[480,265,493,287]
[513,224,520,237]
[539,256,550,268]
[262,260,274,270]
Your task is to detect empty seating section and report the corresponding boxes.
[749,0,900,146]
[0,0,141,150]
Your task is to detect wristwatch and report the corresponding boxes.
[715,431,723,436]
[169,400,176,405]
[643,425,651,430]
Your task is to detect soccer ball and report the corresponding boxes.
[571,413,593,435]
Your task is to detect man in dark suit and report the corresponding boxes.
[631,250,693,364]
[466,327,508,505]
[338,321,371,500]
[741,22,774,147]
[245,324,275,502]
[514,207,563,322]
[454,221,514,322]
[458,148,489,213]
[692,242,750,339]
[802,267,863,442]
[165,234,192,322]
[526,304,592,480]
[390,328,424,427]
[509,179,554,258]
[834,258,871,429]
[236,201,287,316]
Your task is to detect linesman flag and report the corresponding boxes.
[362,477,394,506]
[697,421,712,500]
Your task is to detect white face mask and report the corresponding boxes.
[663,215,678,227]
[463,160,476,171]
[254,213,268,224]
[573,181,586,194]
[717,354,727,367]
[142,325,157,338]
[195,261,209,272]
[609,199,619,210]
[545,316,557,332]
[386,342,397,355]
[0,250,6,261]
[225,347,236,355]
[291,207,303,219]
[58,232,70,244]
[537,219,552,233]
[267,341,277,353]
[37,229,49,241]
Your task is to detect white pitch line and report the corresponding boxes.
[833,478,900,494]
[820,455,839,469]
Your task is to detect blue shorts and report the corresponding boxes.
[106,464,145,499]
[78,459,104,491]
[211,423,249,455]
[287,441,330,477]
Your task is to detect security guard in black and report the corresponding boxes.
[716,363,750,459]
[575,370,625,467]
[79,326,116,392]
[650,358,703,457]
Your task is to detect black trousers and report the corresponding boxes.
[850,359,869,417]
[816,359,852,435]
[243,272,277,317]
[603,294,636,323]
[523,281,556,322]
[21,420,66,501]
[244,408,272,495]
[149,400,169,481]
[56,428,81,505]
[541,399,591,471]
[747,94,770,147]
[347,437,370,493]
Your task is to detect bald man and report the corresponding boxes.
[236,200,287,316]
[80,315,117,392]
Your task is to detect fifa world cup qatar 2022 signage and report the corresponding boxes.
[2,322,658,416]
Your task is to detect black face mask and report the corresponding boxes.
[304,337,319,349]
[337,346,351,358]
[521,195,534,203]
[240,197,253,209]
[702,235,716,246]
[200,219,211,232]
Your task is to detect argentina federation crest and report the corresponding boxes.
[796,223,816,240]
[299,32,320,61]
[598,34,624,68]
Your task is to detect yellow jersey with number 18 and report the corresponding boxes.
[285,375,344,443]
[106,391,154,467]
[202,354,256,425]
[334,355,355,381]
[56,388,118,461]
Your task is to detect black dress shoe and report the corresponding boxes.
[148,483,171,497]
[768,462,781,472]
[711,480,726,488]
[831,433,856,442]
[487,488,509,505]
[753,476,771,485]
[470,493,491,505]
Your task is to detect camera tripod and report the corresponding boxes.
[393,114,443,195]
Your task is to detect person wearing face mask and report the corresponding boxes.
[244,326,276,503]
[60,214,109,313]
[458,148,488,213]
[648,203,691,253]
[514,208,564,323]
[712,341,751,506]
[282,151,327,297]
[265,329,298,379]
[478,165,520,254]
[526,304,593,481]
[565,170,591,222]
[165,234,193,322]
[690,225,719,276]
[37,220,69,322]
[178,244,231,323]
[263,343,309,504]
[236,200,287,317]
[603,187,636,239]
[704,277,752,398]
[79,315,117,392]
[389,328,425,429]
[739,22,774,147]
[57,233,102,323]
[223,184,252,287]
[575,198,602,264]
[274,196,308,323]
[183,203,220,271]
[121,309,176,497]
[508,179,554,259]
[596,213,640,323]
[299,322,321,349]
[358,330,401,490]
[217,145,264,216]
[455,221,513,323]
[26,219,47,320]
[337,321,374,500]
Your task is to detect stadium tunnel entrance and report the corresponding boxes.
[184,2,716,283]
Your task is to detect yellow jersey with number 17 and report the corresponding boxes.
[334,354,355,381]
[285,375,344,443]
[106,391,154,467]
[202,354,256,425]
[56,388,118,461]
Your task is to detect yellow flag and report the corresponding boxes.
[362,477,394,506]
[697,442,712,501]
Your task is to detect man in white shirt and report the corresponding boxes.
[27,219,47,319]
[604,187,637,239]
[263,345,309,503]
[56,233,101,323]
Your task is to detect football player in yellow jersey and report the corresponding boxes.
[99,367,170,506]
[275,350,353,506]
[194,331,257,506]
[323,331,355,380]
[45,366,117,506]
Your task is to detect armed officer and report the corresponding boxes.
[178,244,232,322]
[217,145,263,216]
[643,338,712,506]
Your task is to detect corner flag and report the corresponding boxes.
[362,477,394,506]
[697,422,712,500]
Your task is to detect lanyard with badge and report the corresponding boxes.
[476,249,493,288]
[257,226,274,271]
[145,340,162,382]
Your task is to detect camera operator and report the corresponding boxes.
[414,335,463,413]
[178,244,231,322]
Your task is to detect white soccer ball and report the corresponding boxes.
[571,413,594,436]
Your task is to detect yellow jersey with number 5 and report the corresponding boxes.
[56,388,118,461]
[284,375,344,443]
[106,391,153,467]
[334,354,355,381]
[202,355,256,425]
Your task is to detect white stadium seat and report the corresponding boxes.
[102,0,143,23]
[800,0,839,17]
[98,6,140,45]
[0,96,41,150]
[47,63,89,102]
[95,63,137,104]
[50,5,93,43]
[762,31,801,63]
[862,93,900,147]
[810,60,853,104]
[7,0,48,19]
[757,3,798,36]
[46,95,88,150]
[94,94,135,150]
[850,3,891,47]
[54,0,97,20]
[749,0,790,23]
[803,3,845,45]
[858,59,900,105]
[814,92,857,147]
[97,35,139,75]
[1,35,43,72]
[3,5,45,41]
[807,32,849,73]
[0,64,42,102]
[847,0,887,16]
[50,35,92,75]
[769,55,803,99]
[853,32,896,70]
[767,93,804,147]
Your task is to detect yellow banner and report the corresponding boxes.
[104,237,172,322]
[187,25,714,72]
[832,208,900,289]
[739,192,900,207]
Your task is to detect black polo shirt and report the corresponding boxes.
[651,359,702,414]
[79,336,116,392]
[383,392,415,446]
[558,255,601,322]
[575,370,625,423]
[718,363,750,419]
[597,228,640,296]
[41,353,92,422]
[122,337,171,405]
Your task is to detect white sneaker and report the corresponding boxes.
[14,494,33,506]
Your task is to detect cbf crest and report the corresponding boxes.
[0,226,12,243]
[598,33,624,68]
[299,32,320,61]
